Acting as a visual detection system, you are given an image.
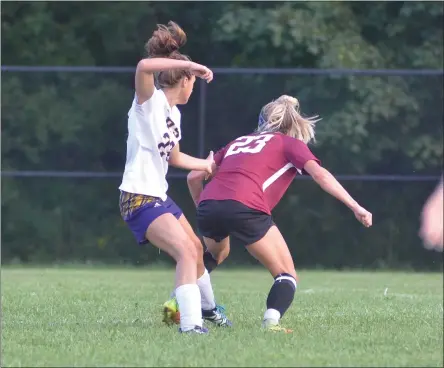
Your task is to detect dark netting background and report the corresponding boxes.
[2,71,443,269]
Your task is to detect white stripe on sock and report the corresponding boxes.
[275,275,297,289]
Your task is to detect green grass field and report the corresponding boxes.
[1,267,443,367]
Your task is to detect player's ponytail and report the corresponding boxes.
[145,21,187,58]
[144,21,192,88]
[257,95,320,144]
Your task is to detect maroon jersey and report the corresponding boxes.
[199,132,320,215]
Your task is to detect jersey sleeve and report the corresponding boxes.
[282,136,321,173]
[133,90,160,148]
[170,107,182,142]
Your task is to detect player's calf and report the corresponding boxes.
[203,246,230,273]
[203,249,218,273]
[262,273,297,329]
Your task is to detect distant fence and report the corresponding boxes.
[1,65,443,268]
[1,65,443,180]
[0,170,441,181]
[2,65,443,75]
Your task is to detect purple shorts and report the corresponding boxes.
[119,191,183,244]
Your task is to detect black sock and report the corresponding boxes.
[203,250,218,273]
[266,273,297,318]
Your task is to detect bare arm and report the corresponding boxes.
[135,58,193,104]
[169,144,214,172]
[187,161,218,206]
[304,160,358,210]
[425,176,443,205]
[135,58,213,104]
[420,176,443,250]
[187,170,207,206]
[304,160,372,227]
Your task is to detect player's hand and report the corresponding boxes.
[189,62,213,83]
[204,151,215,179]
[352,205,372,227]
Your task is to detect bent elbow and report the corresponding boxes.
[136,59,147,73]
[187,170,202,184]
[186,171,194,183]
[311,167,329,185]
[137,59,153,74]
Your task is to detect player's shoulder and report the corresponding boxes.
[147,88,169,108]
[260,132,287,146]
[280,134,308,147]
[136,88,163,111]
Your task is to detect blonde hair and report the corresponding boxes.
[257,95,320,144]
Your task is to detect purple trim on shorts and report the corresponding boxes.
[125,196,183,244]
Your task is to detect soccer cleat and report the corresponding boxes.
[162,297,180,325]
[202,305,233,327]
[262,318,293,333]
[179,325,209,334]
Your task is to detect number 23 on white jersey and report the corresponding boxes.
[224,134,275,158]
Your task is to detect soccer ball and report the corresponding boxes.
[162,298,180,325]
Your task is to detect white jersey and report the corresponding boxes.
[119,88,182,201]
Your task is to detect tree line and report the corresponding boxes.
[1,2,443,269]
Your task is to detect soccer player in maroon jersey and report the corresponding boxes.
[187,95,373,332]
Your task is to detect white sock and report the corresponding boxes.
[175,284,202,331]
[263,308,281,324]
[197,269,216,311]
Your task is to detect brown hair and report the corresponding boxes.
[257,95,320,144]
[145,21,192,89]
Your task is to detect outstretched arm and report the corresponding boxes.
[283,136,371,227]
[303,160,372,227]
[169,145,214,173]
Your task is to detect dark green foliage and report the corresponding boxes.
[1,2,442,269]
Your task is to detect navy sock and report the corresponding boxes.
[266,273,297,318]
[203,250,218,273]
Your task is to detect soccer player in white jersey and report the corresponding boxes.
[119,21,230,334]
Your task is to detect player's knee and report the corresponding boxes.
[192,237,204,259]
[176,248,197,267]
[183,237,199,263]
[271,266,297,281]
[279,257,297,281]
[169,236,197,264]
